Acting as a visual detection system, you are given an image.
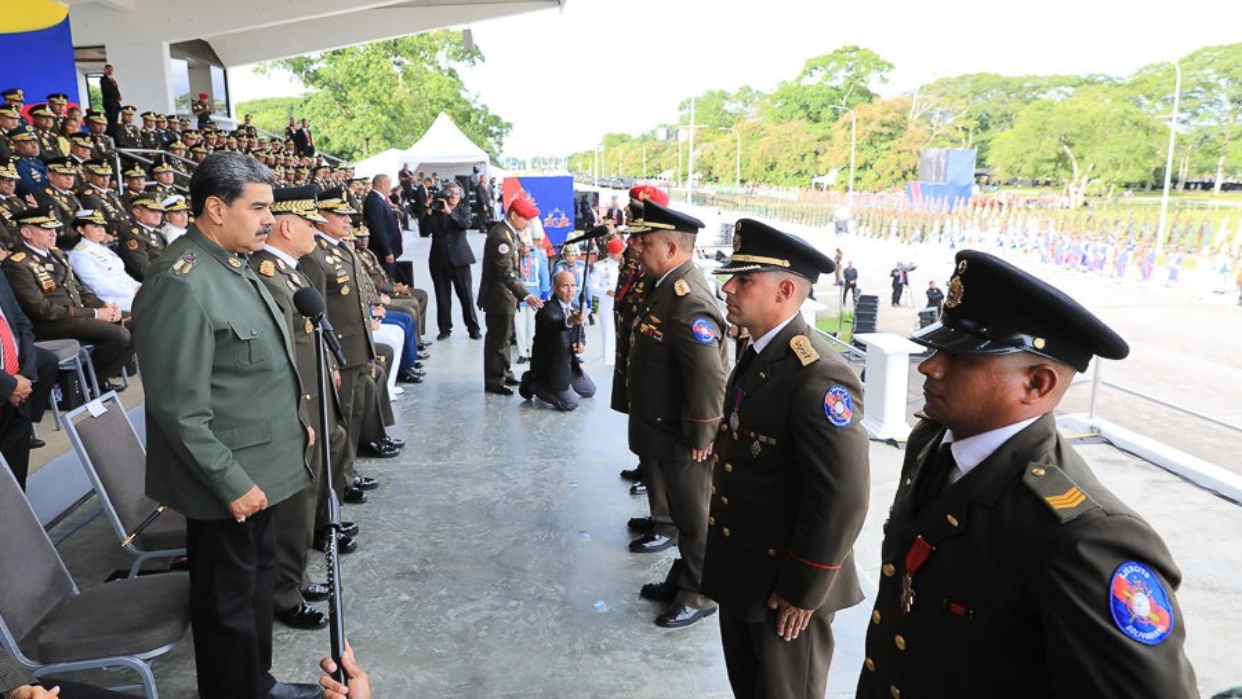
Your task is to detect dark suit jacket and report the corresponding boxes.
[428,200,475,268]
[530,300,583,391]
[364,190,400,261]
[0,273,38,401]
[857,413,1197,698]
[101,75,122,108]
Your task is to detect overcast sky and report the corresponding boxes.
[229,0,1239,158]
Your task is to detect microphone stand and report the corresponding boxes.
[312,321,348,687]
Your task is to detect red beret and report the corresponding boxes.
[508,197,539,219]
[198,93,209,100]
[628,185,669,207]
[606,238,626,255]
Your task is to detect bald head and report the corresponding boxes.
[553,270,578,304]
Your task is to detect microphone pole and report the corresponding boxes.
[312,320,348,687]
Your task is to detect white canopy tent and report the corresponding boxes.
[352,148,408,181]
[399,112,491,182]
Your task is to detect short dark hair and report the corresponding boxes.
[189,152,275,218]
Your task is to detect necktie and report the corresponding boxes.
[733,345,757,381]
[0,313,18,376]
[911,441,957,516]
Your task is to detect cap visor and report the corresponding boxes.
[910,322,1024,356]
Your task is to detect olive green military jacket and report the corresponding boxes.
[702,315,870,621]
[857,413,1197,698]
[478,220,530,314]
[133,227,312,521]
[117,223,166,281]
[626,260,727,459]
[300,235,375,370]
[2,243,105,322]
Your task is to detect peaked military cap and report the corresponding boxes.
[68,134,94,149]
[120,105,137,114]
[86,113,108,125]
[73,209,108,227]
[46,157,78,175]
[353,224,370,237]
[315,185,357,214]
[2,88,25,101]
[626,199,703,235]
[716,218,836,282]
[161,195,190,213]
[151,161,174,174]
[0,161,18,179]
[272,185,327,223]
[910,250,1129,373]
[84,159,113,176]
[0,106,19,120]
[46,93,68,105]
[14,207,62,229]
[130,194,164,211]
[29,105,55,119]
[123,165,147,179]
[7,125,38,142]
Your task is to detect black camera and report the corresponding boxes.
[431,198,448,212]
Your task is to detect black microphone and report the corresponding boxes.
[562,224,613,246]
[293,287,348,367]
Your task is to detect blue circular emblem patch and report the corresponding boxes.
[690,317,717,344]
[1109,561,1174,645]
[823,385,854,427]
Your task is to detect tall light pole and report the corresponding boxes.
[827,105,857,195]
[1156,61,1182,258]
[728,126,741,191]
[687,96,696,204]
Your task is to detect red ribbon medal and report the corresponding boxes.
[901,536,934,613]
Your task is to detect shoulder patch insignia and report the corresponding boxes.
[674,279,690,297]
[497,242,510,255]
[790,335,819,366]
[126,239,140,250]
[1022,464,1100,522]
[1110,561,1174,645]
[690,317,718,344]
[9,253,25,263]
[258,260,275,277]
[823,385,854,427]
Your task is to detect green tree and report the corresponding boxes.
[235,96,305,138]
[258,30,511,161]
[823,97,925,191]
[764,46,893,125]
[677,86,762,129]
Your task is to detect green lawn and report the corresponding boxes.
[815,311,854,344]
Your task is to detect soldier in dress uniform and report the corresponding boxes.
[117,194,166,281]
[167,141,192,188]
[32,158,83,243]
[625,199,728,628]
[66,133,94,169]
[9,126,47,198]
[353,224,429,348]
[146,161,177,199]
[45,93,69,131]
[0,89,25,123]
[2,207,133,384]
[478,197,544,394]
[85,113,116,160]
[29,105,64,163]
[856,250,1198,698]
[701,220,871,698]
[0,106,21,162]
[111,106,141,149]
[120,165,148,208]
[77,160,129,239]
[138,112,160,150]
[0,161,29,245]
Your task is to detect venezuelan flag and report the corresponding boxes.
[0,0,80,113]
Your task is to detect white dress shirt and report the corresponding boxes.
[943,415,1041,485]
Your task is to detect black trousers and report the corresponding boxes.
[430,263,479,334]
[186,509,278,698]
[483,309,515,386]
[719,606,836,699]
[656,456,712,609]
[0,347,59,490]
[33,318,133,379]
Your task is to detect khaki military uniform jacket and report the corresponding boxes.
[0,194,28,238]
[113,123,140,150]
[117,223,166,281]
[251,249,338,411]
[33,185,82,230]
[300,236,375,370]
[477,220,530,314]
[2,244,106,322]
[132,226,311,520]
[701,315,870,621]
[857,413,1197,698]
[626,260,726,459]
[35,129,65,162]
[78,184,131,235]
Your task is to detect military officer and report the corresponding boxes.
[700,220,870,698]
[305,186,377,506]
[45,93,68,130]
[9,126,47,198]
[131,153,319,699]
[111,105,140,149]
[77,160,130,238]
[120,166,147,208]
[84,113,116,160]
[28,105,64,163]
[66,133,95,169]
[626,199,728,628]
[478,197,544,395]
[0,106,21,162]
[138,112,160,150]
[67,209,140,311]
[856,250,1198,698]
[0,89,25,122]
[32,158,83,238]
[2,208,133,383]
[353,224,429,348]
[146,161,177,199]
[0,161,29,244]
[118,194,166,281]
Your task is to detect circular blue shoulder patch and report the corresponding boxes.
[690,317,717,344]
[1109,561,1174,645]
[823,385,854,427]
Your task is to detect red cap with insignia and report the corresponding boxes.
[628,185,668,207]
[508,197,539,219]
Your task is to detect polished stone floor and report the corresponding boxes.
[38,230,1242,698]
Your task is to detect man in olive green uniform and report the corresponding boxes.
[2,208,133,382]
[118,195,165,281]
[132,153,320,699]
[354,225,429,348]
[305,187,375,505]
[478,197,543,395]
[857,250,1197,698]
[32,158,82,235]
[111,106,140,150]
[0,162,29,243]
[77,160,130,238]
[28,106,63,163]
[626,200,727,628]
[702,220,871,698]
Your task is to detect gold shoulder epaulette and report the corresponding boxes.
[9,252,25,263]
[258,260,275,277]
[171,254,197,276]
[1023,464,1100,523]
[790,335,819,366]
[674,279,690,297]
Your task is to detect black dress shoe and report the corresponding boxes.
[315,532,358,554]
[640,580,678,602]
[343,487,368,504]
[436,331,451,341]
[503,376,521,386]
[353,475,380,491]
[469,330,482,340]
[418,341,432,350]
[655,602,717,628]
[398,369,424,384]
[630,482,648,496]
[619,466,643,482]
[274,602,328,630]
[484,384,513,396]
[29,437,46,449]
[338,521,360,537]
[627,516,656,533]
[417,350,431,360]
[382,435,406,449]
[302,582,330,602]
[413,361,425,369]
[267,681,323,699]
[100,380,126,393]
[629,533,676,553]
[361,441,400,458]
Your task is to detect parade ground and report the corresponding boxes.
[36,225,1242,697]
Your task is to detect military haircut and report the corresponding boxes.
[189,152,275,218]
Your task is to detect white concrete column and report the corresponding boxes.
[103,41,174,114]
[188,64,213,103]
[854,333,925,442]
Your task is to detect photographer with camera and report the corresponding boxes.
[427,184,480,340]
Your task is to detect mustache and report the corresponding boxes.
[255,225,272,237]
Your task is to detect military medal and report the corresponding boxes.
[341,284,350,295]
[729,411,739,432]
[227,257,242,268]
[901,536,934,613]
[751,441,762,457]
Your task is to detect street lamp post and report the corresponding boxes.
[827,105,856,195]
[1156,61,1182,258]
